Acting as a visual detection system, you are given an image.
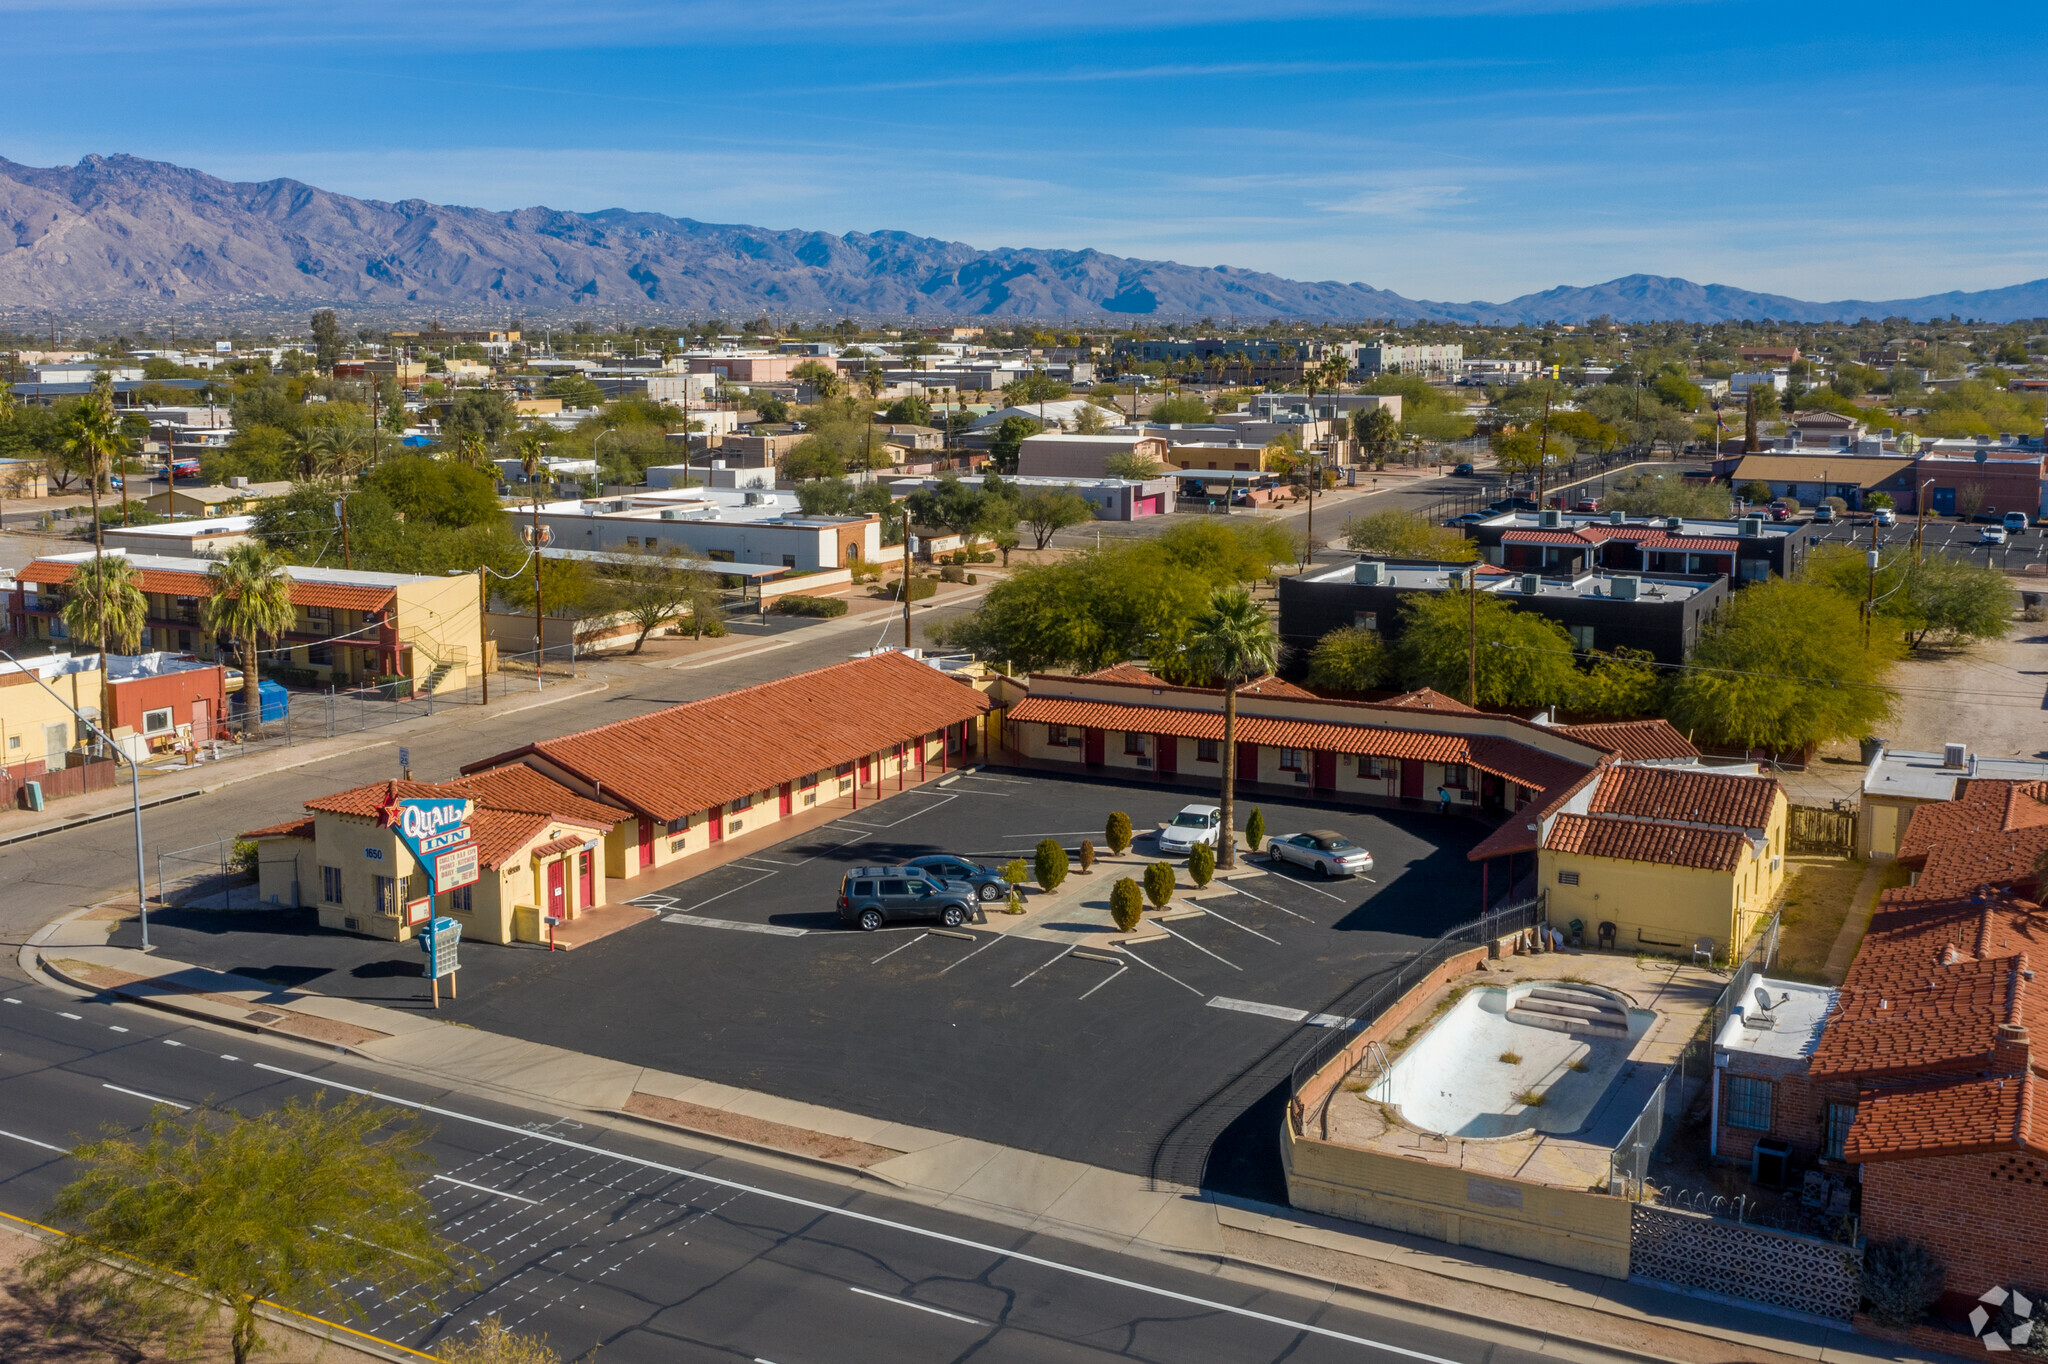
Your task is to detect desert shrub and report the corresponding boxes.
[889,576,938,602]
[772,594,848,617]
[1105,811,1133,854]
[1245,807,1265,851]
[1077,839,1095,871]
[1109,877,1143,931]
[1000,858,1029,887]
[1142,861,1175,909]
[1188,842,1215,887]
[231,838,259,876]
[940,564,965,583]
[1860,1240,1945,1328]
[1033,838,1069,892]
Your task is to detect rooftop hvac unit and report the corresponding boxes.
[1539,508,1563,529]
[1354,560,1387,585]
[1520,573,1541,594]
[1666,516,1683,530]
[1609,509,1625,524]
[1739,516,1763,537]
[1610,575,1641,601]
[1943,742,1967,769]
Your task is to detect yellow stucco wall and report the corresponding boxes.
[392,573,485,690]
[1282,1127,1632,1277]
[1541,793,1787,959]
[0,668,96,765]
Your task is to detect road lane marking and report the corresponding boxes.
[662,914,807,938]
[1197,905,1280,944]
[434,1175,543,1205]
[103,1083,190,1110]
[58,1012,81,1020]
[249,1062,1468,1364]
[848,1286,982,1326]
[3,998,18,1005]
[220,1054,240,1061]
[1078,964,1126,1000]
[108,1026,128,1033]
[1156,922,1239,970]
[673,639,795,670]
[0,1128,65,1152]
[1010,944,1074,987]
[872,932,929,964]
[162,1039,181,1046]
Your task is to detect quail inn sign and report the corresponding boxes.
[379,793,481,897]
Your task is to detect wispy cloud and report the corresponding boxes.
[1318,185,1468,216]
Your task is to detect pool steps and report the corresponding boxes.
[1507,985,1630,1040]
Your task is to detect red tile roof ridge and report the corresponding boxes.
[1587,763,1780,830]
[243,815,315,840]
[1554,720,1700,762]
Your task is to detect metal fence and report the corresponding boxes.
[184,674,486,769]
[1607,1070,1671,1198]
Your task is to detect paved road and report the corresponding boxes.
[0,985,1556,1364]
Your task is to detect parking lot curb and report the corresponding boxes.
[601,1105,914,1192]
[931,927,976,941]
[1071,949,1122,964]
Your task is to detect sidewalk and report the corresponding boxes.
[20,922,1938,1364]
[0,674,610,852]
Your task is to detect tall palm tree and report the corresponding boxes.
[1185,587,1278,870]
[311,423,373,567]
[61,375,123,561]
[61,555,148,738]
[201,544,297,737]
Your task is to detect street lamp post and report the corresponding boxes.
[0,647,149,948]
[1914,478,1936,563]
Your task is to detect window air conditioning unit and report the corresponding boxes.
[1136,756,1153,768]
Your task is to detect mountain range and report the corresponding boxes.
[4,153,2045,325]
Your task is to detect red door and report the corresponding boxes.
[578,851,594,908]
[1083,729,1105,765]
[546,860,566,921]
[1237,743,1258,783]
[1156,734,1177,775]
[708,809,724,843]
[1400,759,1424,800]
[1313,751,1337,791]
[858,755,871,785]
[778,782,793,816]
[637,818,654,868]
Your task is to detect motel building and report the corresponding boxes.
[246,652,994,942]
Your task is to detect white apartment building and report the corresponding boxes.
[1355,343,1465,377]
[529,488,883,571]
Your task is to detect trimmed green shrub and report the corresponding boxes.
[1245,807,1266,852]
[1142,861,1175,910]
[940,564,965,583]
[1105,811,1133,855]
[773,594,849,617]
[1000,858,1030,887]
[1109,877,1144,932]
[889,576,938,602]
[231,838,259,876]
[1860,1241,1945,1329]
[1077,838,1095,872]
[1005,888,1024,915]
[967,573,978,585]
[1034,838,1069,893]
[1188,842,1215,888]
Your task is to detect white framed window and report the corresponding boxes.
[1124,732,1148,756]
[1279,748,1305,772]
[142,707,174,737]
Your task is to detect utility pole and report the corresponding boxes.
[1536,368,1555,507]
[476,566,490,705]
[1467,569,1478,707]
[1864,515,1879,649]
[902,501,914,650]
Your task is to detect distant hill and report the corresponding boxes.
[3,154,2044,324]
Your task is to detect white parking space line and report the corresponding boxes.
[872,932,929,963]
[1078,964,1127,999]
[848,1285,983,1326]
[1119,947,1203,996]
[103,1082,190,1110]
[1156,922,1239,970]
[1221,882,1313,921]
[1258,865,1352,900]
[834,793,960,831]
[626,894,679,911]
[0,1128,65,1152]
[1010,944,1074,988]
[663,914,807,938]
[1208,996,1308,1023]
[671,869,780,914]
[936,932,1009,974]
[1197,905,1280,945]
[434,1174,543,1205]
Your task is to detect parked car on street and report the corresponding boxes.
[1812,504,1836,524]
[1156,804,1223,855]
[1979,526,2008,545]
[901,854,1010,902]
[1874,508,1897,526]
[1453,462,1476,477]
[1768,500,1791,521]
[1574,497,1600,512]
[1267,831,1375,878]
[2004,512,2030,534]
[837,867,977,931]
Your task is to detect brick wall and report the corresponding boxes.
[1715,1051,1857,1165]
[1862,1149,2048,1299]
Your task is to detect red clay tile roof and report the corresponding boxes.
[463,810,607,869]
[1501,529,1606,546]
[1379,688,1479,713]
[448,763,624,829]
[1238,675,1318,699]
[1811,955,2023,1079]
[464,651,989,822]
[1466,763,1609,862]
[1079,663,1169,685]
[243,816,314,840]
[529,833,595,860]
[303,779,460,819]
[1555,720,1699,762]
[1587,764,1780,829]
[1546,812,1748,871]
[1643,534,1742,554]
[1843,1074,2031,1163]
[19,559,396,612]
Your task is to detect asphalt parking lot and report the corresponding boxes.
[113,769,1486,1200]
[1798,514,2048,569]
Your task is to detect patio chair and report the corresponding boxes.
[1692,936,1715,964]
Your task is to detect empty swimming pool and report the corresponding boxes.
[1378,980,1653,1139]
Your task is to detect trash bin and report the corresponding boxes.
[1859,736,1887,764]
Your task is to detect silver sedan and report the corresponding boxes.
[1268,830,1375,877]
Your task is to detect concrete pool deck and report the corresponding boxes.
[1325,951,1721,1191]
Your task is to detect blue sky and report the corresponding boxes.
[2,0,2041,302]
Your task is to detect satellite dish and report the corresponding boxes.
[1752,986,1775,1014]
